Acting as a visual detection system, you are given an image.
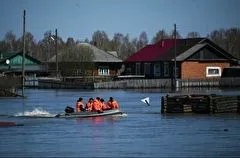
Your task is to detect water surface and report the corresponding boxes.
[0,88,240,157]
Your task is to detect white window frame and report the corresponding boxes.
[98,66,109,76]
[206,67,221,77]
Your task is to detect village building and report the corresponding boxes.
[0,51,43,76]
[124,38,239,80]
[46,43,123,86]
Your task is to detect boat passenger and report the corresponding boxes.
[76,97,85,112]
[100,98,110,111]
[107,97,119,109]
[92,97,103,112]
[86,98,94,111]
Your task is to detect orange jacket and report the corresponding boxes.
[92,99,102,112]
[107,100,119,109]
[76,101,83,112]
[101,102,110,110]
[86,102,93,111]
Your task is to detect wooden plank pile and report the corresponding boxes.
[161,94,240,114]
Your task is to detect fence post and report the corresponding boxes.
[161,96,165,114]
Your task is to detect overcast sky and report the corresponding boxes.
[0,0,240,41]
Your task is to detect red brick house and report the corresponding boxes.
[124,38,238,80]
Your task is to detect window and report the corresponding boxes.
[206,67,221,77]
[154,63,161,77]
[172,66,179,78]
[77,69,83,75]
[136,63,141,75]
[163,62,169,77]
[144,63,151,75]
[98,66,109,76]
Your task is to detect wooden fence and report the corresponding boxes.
[177,79,220,88]
[161,94,240,114]
[94,79,171,89]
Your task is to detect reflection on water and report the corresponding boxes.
[0,88,240,157]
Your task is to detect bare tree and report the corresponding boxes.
[118,34,135,60]
[4,31,17,52]
[169,30,182,39]
[152,29,169,44]
[208,28,240,58]
[187,32,201,38]
[91,30,109,51]
[110,33,124,51]
[137,31,148,50]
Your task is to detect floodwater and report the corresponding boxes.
[0,88,240,157]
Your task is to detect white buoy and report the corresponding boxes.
[141,97,150,106]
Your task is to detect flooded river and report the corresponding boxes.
[0,88,240,157]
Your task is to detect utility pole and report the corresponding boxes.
[174,24,177,87]
[22,9,26,97]
[55,29,58,78]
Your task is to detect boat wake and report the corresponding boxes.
[14,108,56,118]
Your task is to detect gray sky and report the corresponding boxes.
[0,0,239,41]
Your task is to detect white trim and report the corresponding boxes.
[98,66,109,76]
[206,67,221,77]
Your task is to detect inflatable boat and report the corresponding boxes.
[55,109,124,118]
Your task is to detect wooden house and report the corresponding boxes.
[48,43,123,78]
[124,38,239,80]
[0,51,44,76]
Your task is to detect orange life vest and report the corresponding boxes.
[102,102,110,110]
[76,101,84,112]
[86,102,93,111]
[92,99,102,112]
[107,100,119,109]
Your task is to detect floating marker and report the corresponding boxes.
[141,97,150,106]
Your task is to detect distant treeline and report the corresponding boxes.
[0,28,239,62]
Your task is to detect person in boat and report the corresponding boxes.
[92,97,103,113]
[76,97,85,112]
[86,98,94,111]
[107,97,119,109]
[100,98,110,111]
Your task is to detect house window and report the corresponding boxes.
[172,66,179,78]
[98,66,109,76]
[136,63,141,75]
[154,63,161,77]
[163,62,169,77]
[77,69,83,75]
[206,67,221,77]
[144,63,151,75]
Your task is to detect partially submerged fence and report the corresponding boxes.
[94,79,171,89]
[161,94,240,114]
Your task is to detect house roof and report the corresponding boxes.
[49,43,122,63]
[125,38,239,63]
[126,38,205,62]
[176,43,207,61]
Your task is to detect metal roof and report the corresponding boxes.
[49,43,122,63]
[176,43,207,61]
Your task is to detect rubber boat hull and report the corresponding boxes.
[55,109,123,118]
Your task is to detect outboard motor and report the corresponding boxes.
[65,106,74,113]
